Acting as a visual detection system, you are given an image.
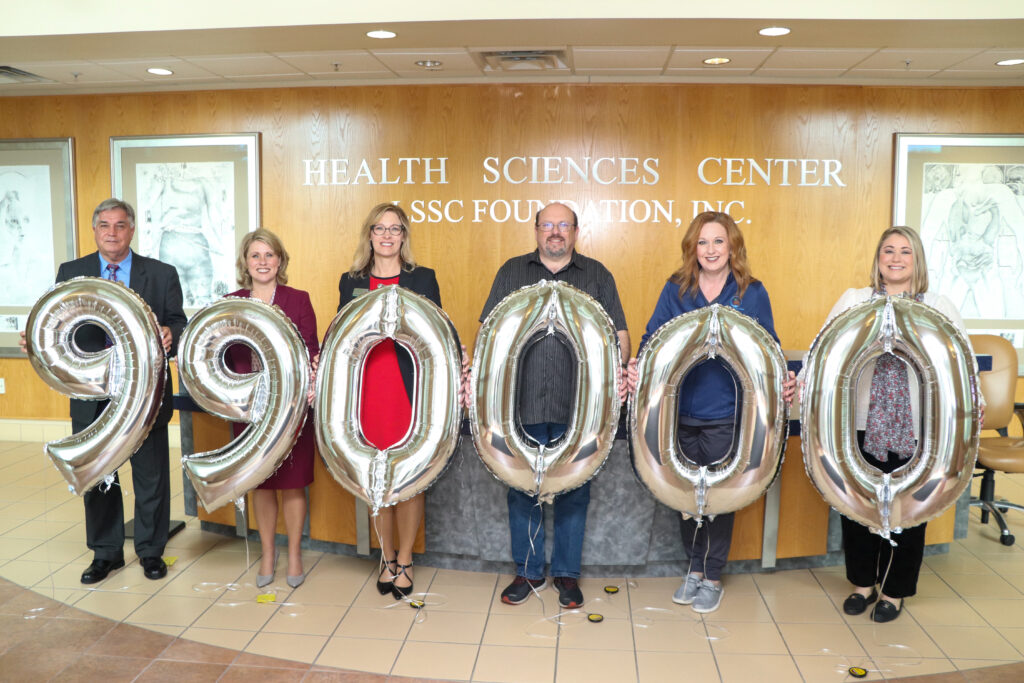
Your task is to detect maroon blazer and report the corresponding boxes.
[225,284,319,489]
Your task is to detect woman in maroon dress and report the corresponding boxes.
[228,228,319,588]
[337,203,449,599]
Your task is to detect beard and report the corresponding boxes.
[541,236,569,259]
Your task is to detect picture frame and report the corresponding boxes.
[111,133,261,314]
[893,133,1024,371]
[0,137,77,357]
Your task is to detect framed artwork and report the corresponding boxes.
[893,133,1024,370]
[0,138,76,357]
[111,133,261,313]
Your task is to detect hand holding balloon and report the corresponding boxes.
[25,277,167,494]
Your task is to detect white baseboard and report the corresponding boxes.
[0,418,182,449]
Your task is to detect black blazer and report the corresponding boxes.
[337,266,445,400]
[56,251,188,427]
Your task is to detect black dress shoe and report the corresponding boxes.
[842,588,878,615]
[141,556,167,580]
[80,557,125,585]
[871,598,903,622]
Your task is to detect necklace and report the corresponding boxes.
[251,285,277,305]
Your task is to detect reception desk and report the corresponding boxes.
[178,387,972,577]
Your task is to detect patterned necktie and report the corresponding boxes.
[104,264,120,347]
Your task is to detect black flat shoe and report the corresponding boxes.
[871,598,903,623]
[377,555,398,595]
[842,588,878,615]
[141,556,167,580]
[391,562,413,599]
[80,557,125,585]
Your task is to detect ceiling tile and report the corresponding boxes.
[180,54,302,77]
[667,47,772,69]
[946,48,1024,69]
[844,68,941,79]
[93,57,220,81]
[274,51,390,75]
[13,61,140,84]
[755,68,848,79]
[572,46,670,70]
[853,48,982,70]
[370,48,480,76]
[936,68,1024,80]
[762,48,877,69]
[663,66,757,77]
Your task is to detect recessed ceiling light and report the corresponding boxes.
[758,26,791,37]
[415,60,443,69]
[703,57,731,66]
[996,58,1024,66]
[147,67,174,76]
[366,29,396,39]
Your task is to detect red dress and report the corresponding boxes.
[226,285,319,489]
[360,276,413,449]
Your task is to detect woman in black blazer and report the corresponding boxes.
[338,202,447,600]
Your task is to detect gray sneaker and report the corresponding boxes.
[672,573,702,605]
[691,580,724,614]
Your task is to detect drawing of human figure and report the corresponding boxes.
[140,163,234,307]
[921,164,1024,320]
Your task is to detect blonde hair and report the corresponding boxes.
[670,211,754,299]
[870,226,929,295]
[236,228,290,289]
[348,203,417,277]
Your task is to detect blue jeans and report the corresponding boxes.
[507,422,591,580]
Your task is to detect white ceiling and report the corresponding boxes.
[1,13,1022,94]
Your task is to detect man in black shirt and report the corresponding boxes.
[479,202,629,608]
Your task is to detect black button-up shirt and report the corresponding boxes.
[479,249,628,425]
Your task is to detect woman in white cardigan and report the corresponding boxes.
[804,225,983,622]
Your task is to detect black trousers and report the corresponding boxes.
[842,432,926,599]
[678,421,736,581]
[75,417,171,561]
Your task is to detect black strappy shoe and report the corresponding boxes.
[391,562,414,599]
[376,554,398,595]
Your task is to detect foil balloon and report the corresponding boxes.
[801,296,980,540]
[315,285,462,513]
[25,277,166,494]
[471,280,620,502]
[177,297,311,511]
[628,304,788,518]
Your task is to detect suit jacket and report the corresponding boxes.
[225,284,320,373]
[337,266,443,400]
[56,250,187,428]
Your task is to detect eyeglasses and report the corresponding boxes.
[536,221,575,232]
[371,224,404,236]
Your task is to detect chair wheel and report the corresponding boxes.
[1001,535,1015,546]
[998,507,1009,514]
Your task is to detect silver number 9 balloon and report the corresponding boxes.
[801,296,980,540]
[25,277,166,494]
[629,304,788,518]
[315,285,462,514]
[471,280,621,502]
[177,297,311,511]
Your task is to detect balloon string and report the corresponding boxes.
[372,511,428,623]
[524,497,547,615]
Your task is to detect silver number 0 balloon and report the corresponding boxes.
[471,280,621,502]
[801,296,980,539]
[177,297,311,511]
[25,277,166,494]
[629,304,788,518]
[315,285,462,514]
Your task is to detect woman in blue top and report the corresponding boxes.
[627,211,794,614]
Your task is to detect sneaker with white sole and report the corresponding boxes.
[672,573,702,605]
[691,579,724,613]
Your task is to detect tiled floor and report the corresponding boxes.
[2,438,1024,682]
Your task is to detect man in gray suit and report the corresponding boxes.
[54,198,187,583]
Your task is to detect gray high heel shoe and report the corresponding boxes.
[286,572,305,588]
[256,550,279,588]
